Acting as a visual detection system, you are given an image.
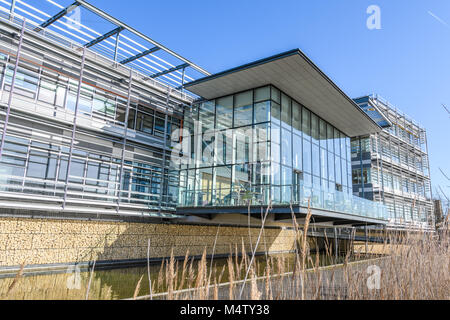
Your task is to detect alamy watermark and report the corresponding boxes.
[66,264,82,290]
[66,5,82,31]
[366,265,381,290]
[367,5,381,30]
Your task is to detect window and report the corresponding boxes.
[352,169,361,184]
[69,158,86,183]
[5,67,38,92]
[234,91,253,127]
[281,128,292,166]
[311,113,319,144]
[319,119,327,148]
[199,100,215,130]
[254,86,270,102]
[93,95,115,117]
[235,131,251,164]
[127,107,136,129]
[320,148,327,180]
[216,96,233,130]
[26,153,57,180]
[293,134,302,170]
[271,141,280,164]
[302,108,311,139]
[327,124,334,153]
[312,143,320,177]
[270,102,281,125]
[281,94,291,126]
[271,86,280,104]
[254,101,270,123]
[362,168,371,184]
[303,138,311,174]
[334,128,340,158]
[271,162,281,185]
[328,152,335,182]
[38,80,56,104]
[335,156,342,184]
[351,140,360,159]
[216,131,233,165]
[136,110,154,134]
[292,101,301,134]
[154,112,166,136]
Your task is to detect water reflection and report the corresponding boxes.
[0,253,360,300]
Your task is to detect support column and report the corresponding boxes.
[62,47,87,209]
[334,227,338,262]
[364,224,369,254]
[0,19,26,160]
[180,67,186,93]
[114,33,120,62]
[116,70,133,213]
[158,88,171,213]
[10,0,16,16]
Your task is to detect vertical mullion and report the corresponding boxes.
[0,19,26,159]
[114,33,120,62]
[62,47,86,209]
[10,0,16,17]
[158,88,171,212]
[117,71,133,213]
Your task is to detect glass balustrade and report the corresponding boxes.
[178,183,389,221]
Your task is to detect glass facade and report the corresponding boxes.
[0,13,388,222]
[0,46,182,213]
[177,86,387,220]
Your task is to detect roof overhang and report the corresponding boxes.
[184,49,382,137]
[354,96,393,129]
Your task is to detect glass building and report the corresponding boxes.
[0,0,391,227]
[178,85,354,206]
[178,51,389,224]
[351,95,434,230]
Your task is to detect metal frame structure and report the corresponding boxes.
[0,4,193,218]
[4,0,210,90]
[351,95,434,230]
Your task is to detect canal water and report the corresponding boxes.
[0,253,361,300]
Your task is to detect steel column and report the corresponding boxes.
[114,33,120,62]
[180,67,186,92]
[62,47,87,209]
[364,224,369,253]
[158,88,171,213]
[10,0,16,15]
[0,19,26,160]
[116,70,133,213]
[334,227,338,261]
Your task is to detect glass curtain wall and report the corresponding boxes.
[178,85,353,208]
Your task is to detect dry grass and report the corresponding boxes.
[130,211,449,301]
[1,209,448,301]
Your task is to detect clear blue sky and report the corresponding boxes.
[86,0,450,199]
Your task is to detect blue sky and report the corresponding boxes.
[86,0,450,199]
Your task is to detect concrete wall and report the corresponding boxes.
[0,217,298,268]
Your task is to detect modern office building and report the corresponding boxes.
[177,52,389,228]
[0,0,391,229]
[5,0,438,270]
[351,95,434,230]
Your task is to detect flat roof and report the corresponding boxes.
[184,49,382,137]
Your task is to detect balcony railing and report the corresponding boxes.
[178,183,389,221]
